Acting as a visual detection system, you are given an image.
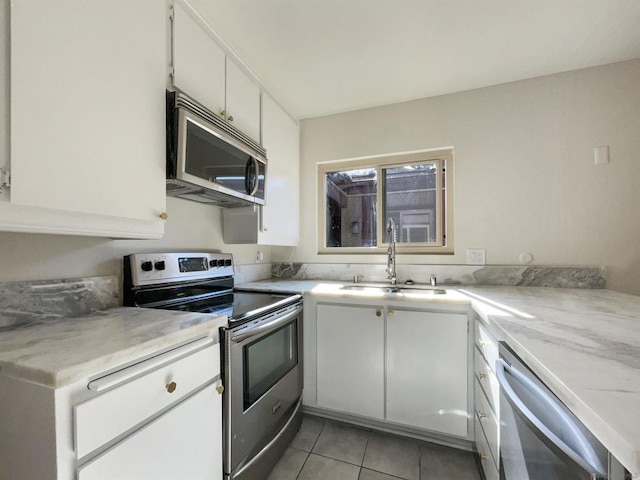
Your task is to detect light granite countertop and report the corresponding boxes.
[237,279,640,477]
[0,307,227,389]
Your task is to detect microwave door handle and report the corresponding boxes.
[495,359,607,479]
[244,158,259,196]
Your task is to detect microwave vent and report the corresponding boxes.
[166,179,254,208]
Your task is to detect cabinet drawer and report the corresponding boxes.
[474,347,500,414]
[474,378,499,469]
[75,341,219,459]
[476,321,499,370]
[475,412,499,480]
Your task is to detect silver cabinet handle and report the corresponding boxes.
[496,359,606,478]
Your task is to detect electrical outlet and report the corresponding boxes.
[255,251,264,263]
[467,248,486,265]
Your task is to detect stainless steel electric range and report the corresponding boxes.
[123,252,303,480]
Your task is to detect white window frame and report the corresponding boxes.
[317,148,454,255]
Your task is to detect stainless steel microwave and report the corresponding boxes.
[166,91,267,207]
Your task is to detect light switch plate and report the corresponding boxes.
[467,248,486,265]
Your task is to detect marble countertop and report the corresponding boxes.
[237,279,640,476]
[0,307,227,388]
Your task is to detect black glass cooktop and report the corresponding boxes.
[160,290,298,324]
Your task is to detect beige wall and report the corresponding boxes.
[286,59,640,295]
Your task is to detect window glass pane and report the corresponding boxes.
[383,163,438,244]
[325,168,377,247]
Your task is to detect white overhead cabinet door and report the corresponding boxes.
[171,3,260,142]
[8,0,166,238]
[260,93,300,245]
[225,58,261,142]
[171,1,226,116]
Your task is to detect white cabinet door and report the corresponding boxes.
[221,94,299,246]
[316,303,384,419]
[386,309,468,437]
[7,0,166,238]
[172,1,226,117]
[226,58,260,142]
[77,382,222,480]
[260,94,299,245]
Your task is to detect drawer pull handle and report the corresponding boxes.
[388,310,394,318]
[478,372,487,379]
[376,310,382,317]
[477,340,486,347]
[479,452,488,460]
[216,385,225,395]
[166,381,177,393]
[478,411,487,419]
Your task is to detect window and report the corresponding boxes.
[318,149,454,254]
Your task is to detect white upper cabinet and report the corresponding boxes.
[171,1,226,117]
[222,94,300,246]
[5,0,166,238]
[170,1,260,142]
[261,94,300,245]
[225,59,261,141]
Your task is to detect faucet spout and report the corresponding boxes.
[386,218,397,285]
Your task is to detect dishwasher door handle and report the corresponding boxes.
[496,359,607,479]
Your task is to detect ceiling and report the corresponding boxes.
[191,0,640,119]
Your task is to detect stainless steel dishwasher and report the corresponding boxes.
[496,343,609,480]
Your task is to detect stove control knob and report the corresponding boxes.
[141,261,153,272]
[225,259,232,267]
[154,261,166,271]
[217,259,225,267]
[209,260,217,268]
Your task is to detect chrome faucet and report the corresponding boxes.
[386,218,397,285]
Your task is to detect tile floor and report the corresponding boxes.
[267,415,483,480]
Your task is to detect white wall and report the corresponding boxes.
[286,59,640,295]
[0,197,271,283]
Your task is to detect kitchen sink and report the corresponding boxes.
[340,284,447,295]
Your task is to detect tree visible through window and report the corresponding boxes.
[318,149,454,254]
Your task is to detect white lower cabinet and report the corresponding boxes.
[0,338,222,480]
[313,298,470,439]
[78,384,221,480]
[316,303,384,419]
[474,315,501,479]
[387,309,468,436]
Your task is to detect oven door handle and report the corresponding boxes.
[230,305,301,343]
[496,359,607,479]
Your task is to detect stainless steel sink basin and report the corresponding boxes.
[340,284,447,295]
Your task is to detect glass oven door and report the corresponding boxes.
[244,320,297,410]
